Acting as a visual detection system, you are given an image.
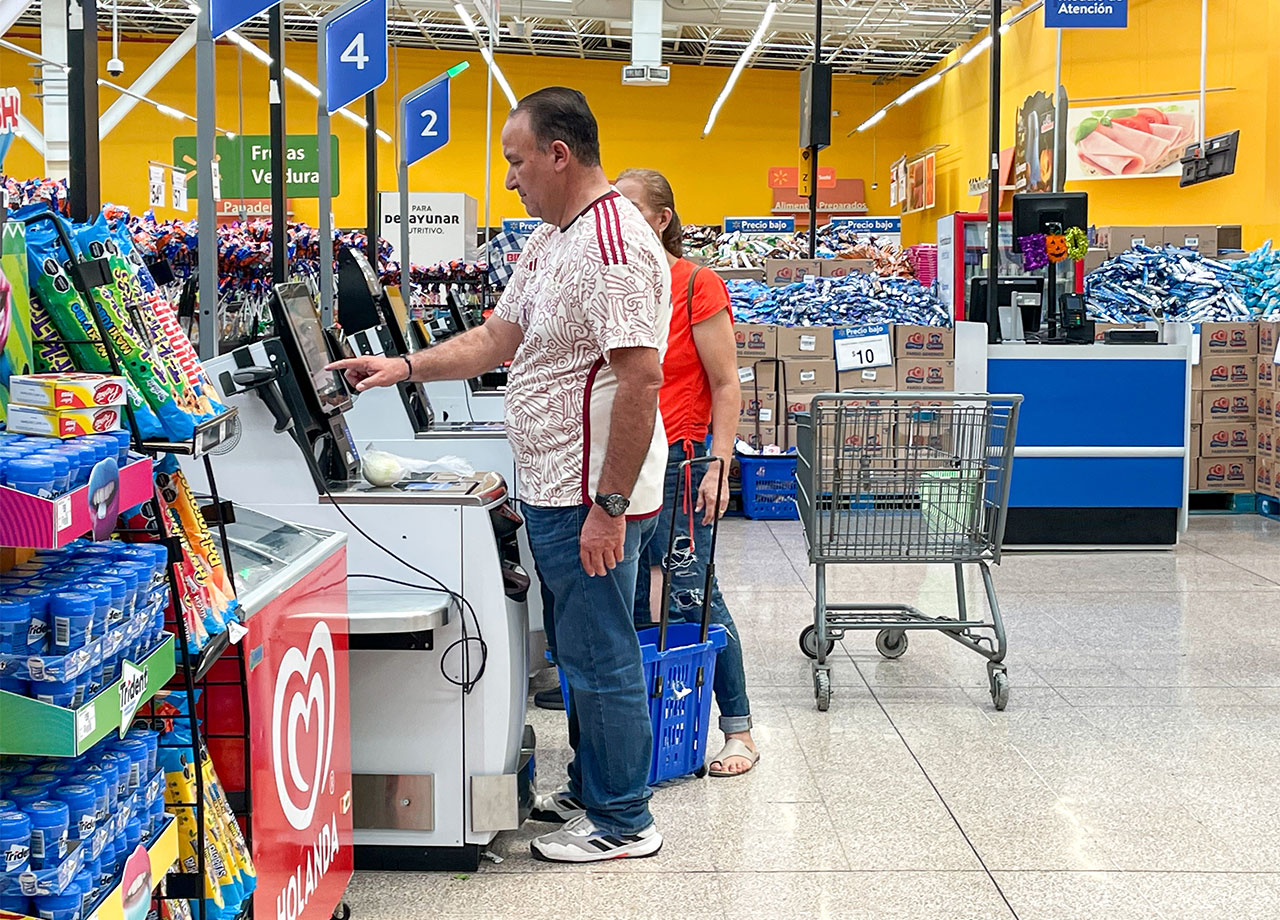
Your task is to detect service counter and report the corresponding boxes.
[985,341,1190,548]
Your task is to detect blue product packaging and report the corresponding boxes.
[74,867,96,916]
[110,740,148,795]
[126,729,159,778]
[0,676,29,696]
[32,450,71,494]
[73,581,111,640]
[122,816,141,855]
[22,799,69,869]
[35,764,77,779]
[50,784,96,842]
[0,808,32,873]
[81,760,119,810]
[33,678,77,708]
[85,663,105,702]
[3,457,55,496]
[96,839,116,886]
[67,773,111,826]
[97,567,140,619]
[85,576,127,631]
[6,785,50,809]
[148,792,164,826]
[99,752,131,802]
[0,597,31,654]
[31,881,80,920]
[0,893,30,917]
[105,430,132,465]
[0,762,35,783]
[10,586,53,654]
[48,592,95,654]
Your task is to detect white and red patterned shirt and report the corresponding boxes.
[494,189,671,514]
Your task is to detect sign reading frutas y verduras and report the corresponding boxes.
[173,135,340,199]
[1045,0,1128,28]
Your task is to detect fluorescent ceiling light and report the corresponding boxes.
[157,104,188,120]
[456,2,519,108]
[856,108,887,133]
[702,0,777,136]
[226,30,273,66]
[961,35,991,65]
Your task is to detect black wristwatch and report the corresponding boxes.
[594,492,630,517]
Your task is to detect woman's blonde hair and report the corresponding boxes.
[617,168,682,258]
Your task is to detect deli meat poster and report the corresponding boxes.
[1066,99,1201,181]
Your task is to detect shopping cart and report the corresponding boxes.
[794,392,1022,711]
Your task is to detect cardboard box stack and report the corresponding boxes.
[1258,321,1278,496]
[1093,225,1226,257]
[734,323,956,458]
[1192,322,1258,491]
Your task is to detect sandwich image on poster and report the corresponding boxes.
[1066,100,1201,180]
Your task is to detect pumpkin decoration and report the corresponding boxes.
[1045,233,1069,263]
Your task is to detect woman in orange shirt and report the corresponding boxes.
[616,169,758,777]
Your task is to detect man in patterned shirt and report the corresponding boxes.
[328,87,670,863]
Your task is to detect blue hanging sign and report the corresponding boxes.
[723,216,795,234]
[502,218,543,235]
[828,216,902,235]
[322,0,388,114]
[209,0,278,39]
[1044,0,1127,29]
[402,77,451,166]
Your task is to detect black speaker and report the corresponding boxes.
[800,63,832,149]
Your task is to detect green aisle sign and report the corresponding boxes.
[172,134,340,199]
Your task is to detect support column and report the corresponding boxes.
[40,0,68,180]
[196,5,216,358]
[66,0,99,220]
[269,7,288,284]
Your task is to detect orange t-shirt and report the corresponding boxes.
[660,258,734,444]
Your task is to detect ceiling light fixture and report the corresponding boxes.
[702,0,777,137]
[454,2,519,108]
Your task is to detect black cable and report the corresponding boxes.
[285,416,487,692]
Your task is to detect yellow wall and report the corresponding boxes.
[0,36,913,229]
[1,0,1276,247]
[867,0,1278,247]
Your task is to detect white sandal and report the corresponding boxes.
[708,738,760,777]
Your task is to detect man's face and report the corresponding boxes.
[502,111,562,221]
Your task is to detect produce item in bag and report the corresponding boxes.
[70,217,212,424]
[18,205,186,440]
[154,456,238,622]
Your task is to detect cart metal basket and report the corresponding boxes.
[794,392,1023,711]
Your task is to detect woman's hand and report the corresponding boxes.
[694,461,731,525]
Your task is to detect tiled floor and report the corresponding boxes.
[346,514,1280,919]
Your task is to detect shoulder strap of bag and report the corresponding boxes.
[685,264,704,326]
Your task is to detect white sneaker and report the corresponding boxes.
[531,815,663,863]
[529,785,587,823]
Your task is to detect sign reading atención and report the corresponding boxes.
[1044,0,1127,28]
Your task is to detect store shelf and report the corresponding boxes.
[0,456,154,549]
[2,817,179,920]
[0,636,175,757]
[141,407,238,458]
[190,627,232,683]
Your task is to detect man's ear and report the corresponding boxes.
[550,139,573,172]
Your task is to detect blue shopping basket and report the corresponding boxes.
[552,455,730,784]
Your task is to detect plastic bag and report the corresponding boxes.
[360,446,474,486]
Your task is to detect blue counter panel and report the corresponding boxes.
[1008,456,1186,508]
[988,358,1187,448]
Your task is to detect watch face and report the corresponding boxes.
[598,493,629,516]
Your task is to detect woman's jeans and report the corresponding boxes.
[526,503,656,835]
[634,441,753,734]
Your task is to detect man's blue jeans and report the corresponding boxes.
[524,503,656,836]
[634,441,753,734]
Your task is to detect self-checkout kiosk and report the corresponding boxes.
[182,280,535,871]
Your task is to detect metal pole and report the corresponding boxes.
[1054,28,1066,194]
[65,0,99,222]
[317,39,334,325]
[269,7,288,285]
[986,0,1000,326]
[807,0,821,259]
[196,3,216,359]
[398,97,411,314]
[1199,0,1207,148]
[482,19,495,276]
[366,90,378,264]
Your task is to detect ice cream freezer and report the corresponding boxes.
[201,508,354,920]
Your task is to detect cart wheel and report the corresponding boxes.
[989,671,1009,711]
[695,764,709,779]
[875,629,908,659]
[332,904,351,920]
[799,625,836,660]
[815,669,831,711]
